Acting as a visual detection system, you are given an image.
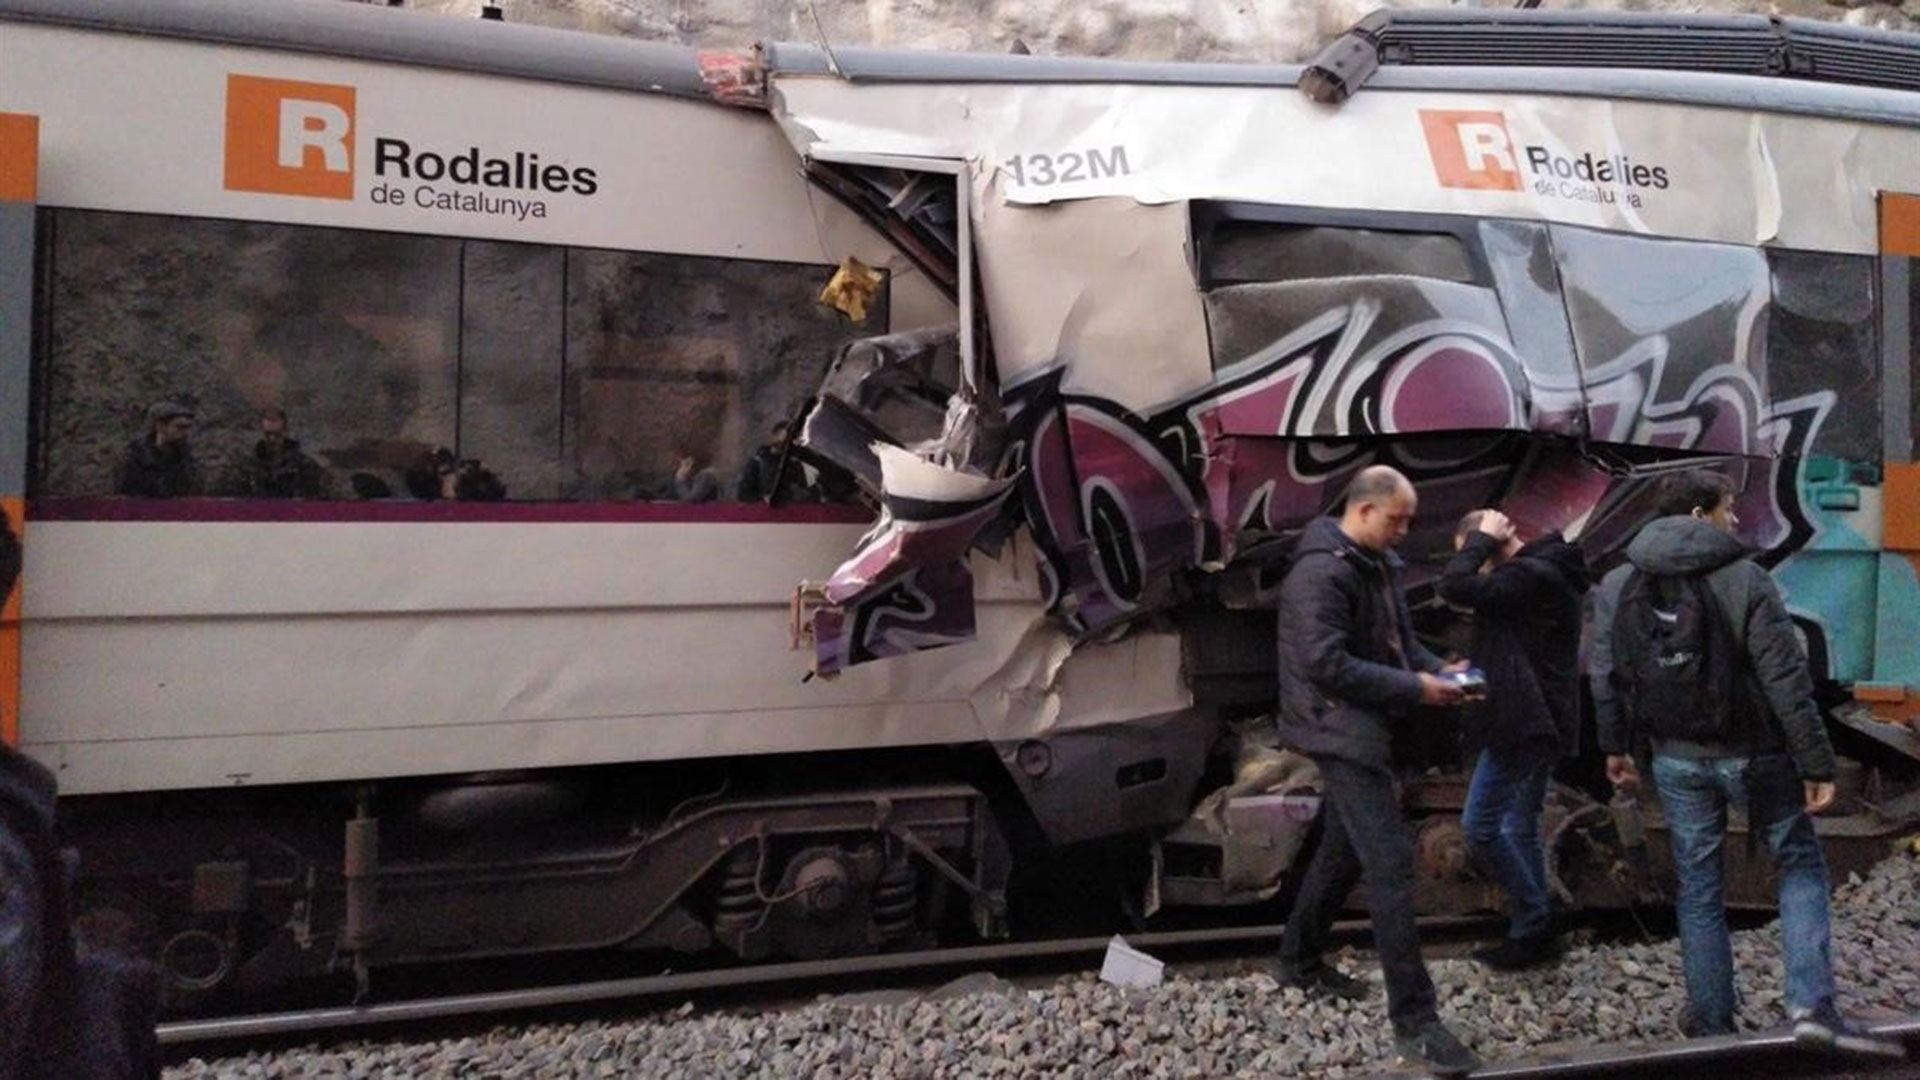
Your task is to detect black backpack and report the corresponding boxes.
[1609,568,1748,744]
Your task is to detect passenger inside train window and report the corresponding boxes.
[402,448,507,502]
[223,408,331,499]
[42,210,887,505]
[452,459,508,502]
[659,450,720,503]
[735,421,818,505]
[116,401,200,499]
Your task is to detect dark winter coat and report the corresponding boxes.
[1,743,74,1079]
[1275,516,1445,769]
[116,437,198,499]
[1590,515,1836,781]
[735,445,815,504]
[0,504,18,604]
[231,439,329,499]
[1437,530,1590,755]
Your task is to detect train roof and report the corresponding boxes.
[5,0,1920,128]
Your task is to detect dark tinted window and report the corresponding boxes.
[36,209,885,501]
[1201,221,1474,286]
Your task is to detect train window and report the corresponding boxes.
[1767,250,1879,467]
[1199,220,1475,287]
[40,210,461,501]
[458,241,567,500]
[33,209,886,503]
[1550,225,1771,441]
[560,249,888,501]
[1911,263,1920,456]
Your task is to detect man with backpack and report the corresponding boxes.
[1593,469,1902,1057]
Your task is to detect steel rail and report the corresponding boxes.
[160,915,1504,1046]
[1404,1017,1920,1079]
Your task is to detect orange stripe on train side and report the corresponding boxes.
[0,496,20,747]
[0,114,36,203]
[1885,463,1920,553]
[1883,192,1920,258]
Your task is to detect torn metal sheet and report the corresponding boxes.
[976,195,1212,407]
[968,621,1191,741]
[769,77,1920,255]
[1158,730,1323,907]
[822,445,1017,607]
[805,445,1017,674]
[811,559,979,675]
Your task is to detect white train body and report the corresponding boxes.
[7,0,1919,1002]
[3,10,1153,798]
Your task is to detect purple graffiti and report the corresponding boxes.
[805,290,1832,674]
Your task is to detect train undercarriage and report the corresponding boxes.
[59,691,1920,1017]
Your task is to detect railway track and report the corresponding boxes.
[159,915,1504,1047]
[160,916,1920,1080]
[1389,1019,1920,1079]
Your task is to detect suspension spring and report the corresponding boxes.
[872,858,918,940]
[713,846,764,936]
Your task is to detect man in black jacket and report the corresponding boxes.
[1594,469,1900,1058]
[1438,508,1589,970]
[116,401,199,499]
[735,421,816,504]
[227,408,329,499]
[1274,465,1480,1078]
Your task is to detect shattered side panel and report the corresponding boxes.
[810,445,1017,672]
[1202,277,1526,437]
[1556,226,1772,456]
[800,195,1849,677]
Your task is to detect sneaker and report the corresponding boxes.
[1471,933,1562,972]
[1274,961,1368,1002]
[1792,1003,1909,1059]
[1393,1021,1482,1078]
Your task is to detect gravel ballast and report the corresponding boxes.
[168,844,1920,1079]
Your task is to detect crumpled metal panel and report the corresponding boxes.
[1202,278,1527,438]
[799,195,1838,675]
[811,560,979,675]
[821,446,1016,606]
[807,445,1016,674]
[1555,224,1772,457]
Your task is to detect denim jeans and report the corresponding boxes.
[1462,740,1556,941]
[1279,755,1439,1033]
[1651,752,1836,1033]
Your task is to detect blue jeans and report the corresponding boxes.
[1463,741,1556,941]
[1652,753,1836,1033]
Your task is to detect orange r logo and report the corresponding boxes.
[223,74,356,200]
[1419,110,1522,192]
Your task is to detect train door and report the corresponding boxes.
[0,111,33,745]
[1857,192,1920,748]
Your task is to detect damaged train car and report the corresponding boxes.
[2,0,1918,1010]
[768,14,1920,910]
